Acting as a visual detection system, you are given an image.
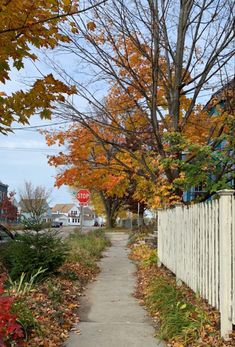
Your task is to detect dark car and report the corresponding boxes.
[51,221,61,228]
[0,224,14,248]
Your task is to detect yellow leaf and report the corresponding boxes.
[87,22,96,31]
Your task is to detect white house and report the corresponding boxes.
[51,204,80,226]
[51,204,97,227]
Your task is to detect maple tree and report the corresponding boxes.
[0,0,107,133]
[45,122,149,227]
[50,0,234,204]
[45,124,125,228]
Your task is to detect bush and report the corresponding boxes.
[0,286,24,346]
[2,232,68,281]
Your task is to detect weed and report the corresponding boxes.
[146,272,208,343]
[142,249,157,267]
[47,281,63,305]
[7,267,46,296]
[60,269,79,281]
[11,299,38,339]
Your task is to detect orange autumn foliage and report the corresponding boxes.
[45,124,130,199]
[0,0,80,133]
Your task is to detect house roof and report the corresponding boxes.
[0,180,8,188]
[210,78,234,100]
[205,78,235,111]
[51,204,76,213]
[51,213,68,218]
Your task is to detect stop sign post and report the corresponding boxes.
[76,189,90,232]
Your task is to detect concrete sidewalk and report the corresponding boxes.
[65,232,164,347]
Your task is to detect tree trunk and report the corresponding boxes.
[139,210,144,227]
[106,212,116,229]
[138,204,145,227]
[100,193,120,229]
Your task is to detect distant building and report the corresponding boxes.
[0,181,8,221]
[205,78,234,117]
[51,203,96,226]
[51,204,80,226]
[19,199,52,223]
[0,180,8,201]
[82,206,96,227]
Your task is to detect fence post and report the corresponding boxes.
[157,208,163,267]
[218,189,234,339]
[174,203,183,286]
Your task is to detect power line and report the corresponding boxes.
[11,120,72,131]
[0,146,58,152]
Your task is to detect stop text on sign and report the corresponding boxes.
[76,189,90,204]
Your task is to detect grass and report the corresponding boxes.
[146,276,208,343]
[65,229,111,269]
[130,244,213,346]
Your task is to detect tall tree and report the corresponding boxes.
[19,181,51,230]
[45,123,149,227]
[50,0,234,202]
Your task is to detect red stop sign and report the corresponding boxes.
[76,189,90,204]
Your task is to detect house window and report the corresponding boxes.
[193,183,206,199]
[194,183,206,193]
[72,218,74,223]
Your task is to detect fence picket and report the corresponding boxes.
[232,196,235,323]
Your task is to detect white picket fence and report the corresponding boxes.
[158,190,235,338]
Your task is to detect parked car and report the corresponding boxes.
[0,224,14,249]
[51,221,62,228]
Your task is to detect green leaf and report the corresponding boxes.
[13,60,24,71]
